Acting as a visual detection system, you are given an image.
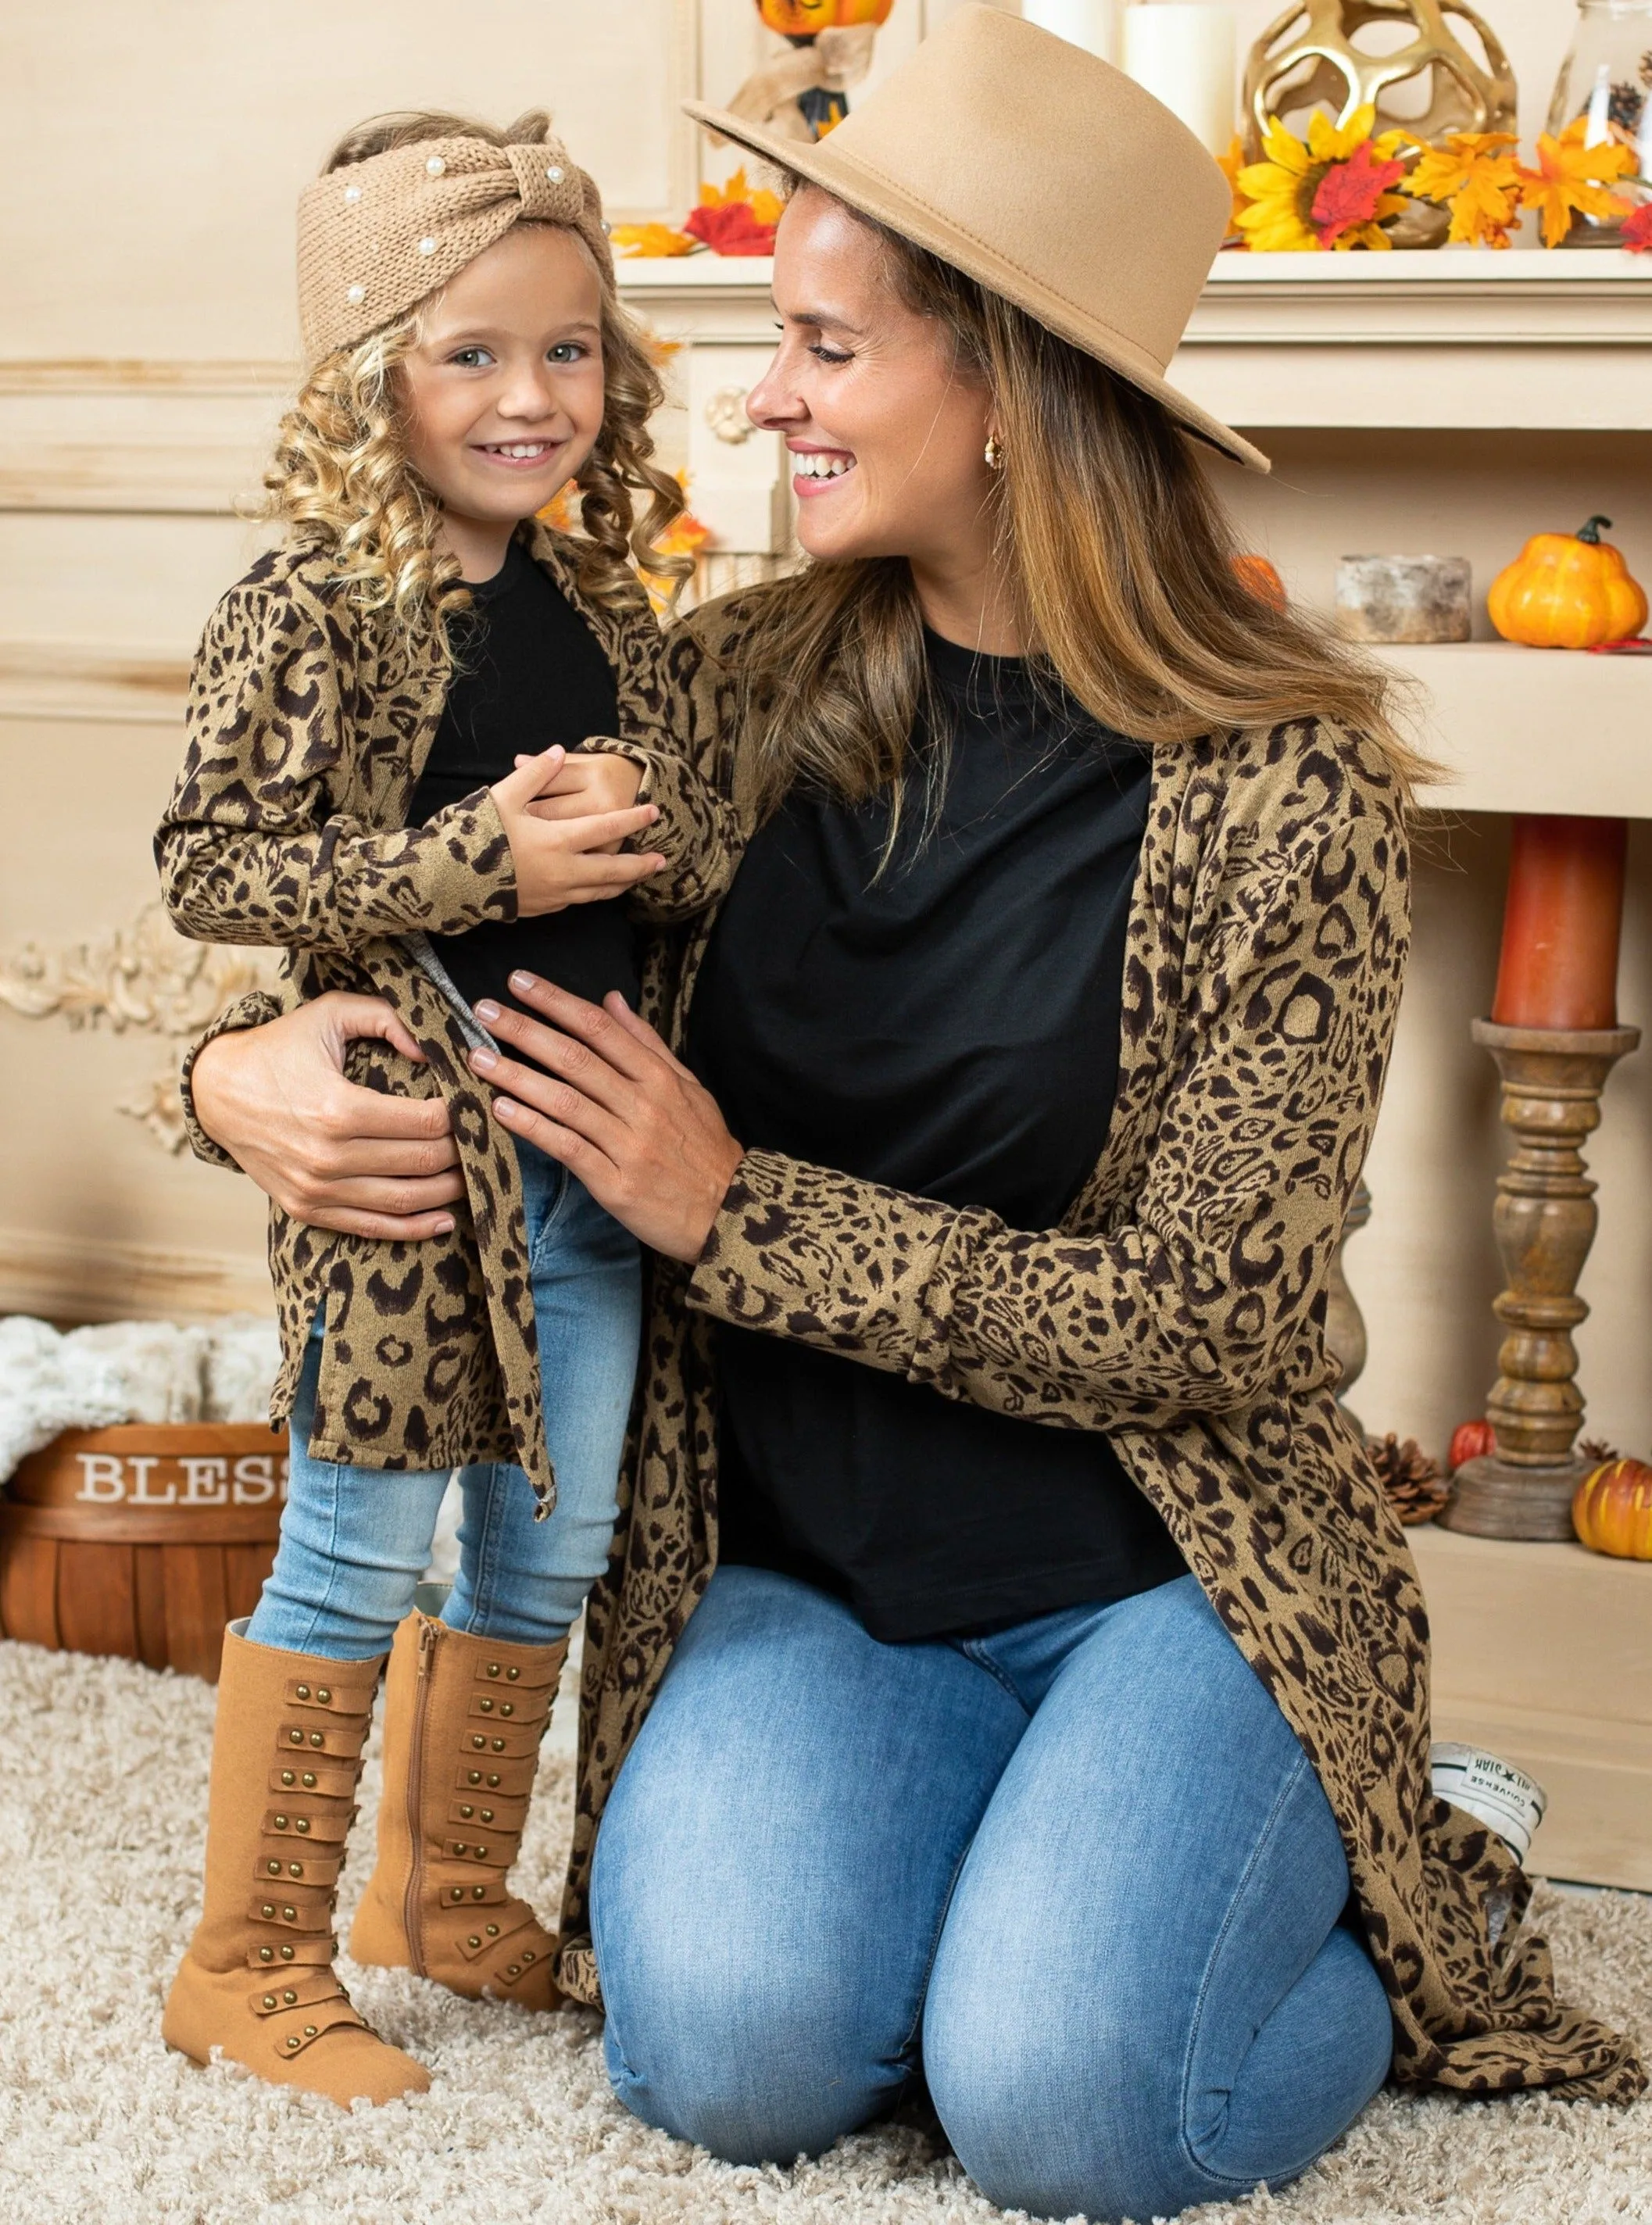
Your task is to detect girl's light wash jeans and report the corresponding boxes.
[247,1143,639,1659]
[591,1565,1393,2224]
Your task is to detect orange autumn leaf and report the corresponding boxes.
[1518,118,1636,249]
[1404,131,1521,248]
[610,222,699,259]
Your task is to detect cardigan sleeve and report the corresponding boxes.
[592,738,739,924]
[156,585,518,953]
[686,797,1408,1431]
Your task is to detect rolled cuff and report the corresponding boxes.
[178,988,285,1171]
[401,785,519,934]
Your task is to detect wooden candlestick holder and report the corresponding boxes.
[1441,1019,1639,1541]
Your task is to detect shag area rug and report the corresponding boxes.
[0,1641,1647,2225]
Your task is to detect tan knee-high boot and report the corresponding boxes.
[162,1626,429,2106]
[349,1612,568,2011]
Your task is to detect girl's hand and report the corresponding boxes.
[491,746,665,915]
[468,973,745,1263]
[519,749,645,853]
[191,993,466,1240]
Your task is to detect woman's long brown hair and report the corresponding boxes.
[731,195,1431,829]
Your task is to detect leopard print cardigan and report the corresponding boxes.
[159,524,735,1504]
[549,592,1643,2103]
[182,585,1641,2101]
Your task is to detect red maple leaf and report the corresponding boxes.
[1310,140,1407,247]
[1622,201,1652,252]
[683,202,778,256]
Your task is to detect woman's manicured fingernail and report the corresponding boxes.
[509,971,540,994]
[495,1097,520,1121]
[470,1047,497,1073]
[474,1000,500,1022]
[434,1216,455,1235]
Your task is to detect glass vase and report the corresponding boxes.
[1547,0,1652,243]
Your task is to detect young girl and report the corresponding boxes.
[155,109,734,2107]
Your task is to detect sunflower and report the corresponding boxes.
[1235,106,1411,252]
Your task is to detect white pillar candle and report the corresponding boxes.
[1021,0,1117,66]
[1121,2,1236,156]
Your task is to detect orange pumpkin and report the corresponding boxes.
[1572,1458,1652,1560]
[758,0,894,30]
[1488,514,1648,649]
[1233,553,1286,608]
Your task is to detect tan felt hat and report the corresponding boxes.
[297,132,612,364]
[686,4,1267,474]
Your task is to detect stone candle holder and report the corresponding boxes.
[1336,555,1472,644]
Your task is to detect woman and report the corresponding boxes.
[180,12,1640,2219]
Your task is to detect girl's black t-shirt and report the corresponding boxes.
[686,630,1186,1644]
[408,538,639,1023]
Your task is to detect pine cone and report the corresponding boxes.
[1366,1433,1449,1526]
[1579,1436,1621,1467]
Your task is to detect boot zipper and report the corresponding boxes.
[403,1617,438,1977]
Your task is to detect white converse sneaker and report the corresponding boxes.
[1431,1742,1548,1865]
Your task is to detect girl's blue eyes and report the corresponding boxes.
[446,343,589,368]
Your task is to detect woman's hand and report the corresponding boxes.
[469,973,745,1263]
[191,993,466,1240]
[491,746,665,915]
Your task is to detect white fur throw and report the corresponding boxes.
[0,1314,281,1484]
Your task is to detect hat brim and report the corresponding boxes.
[684,101,1268,476]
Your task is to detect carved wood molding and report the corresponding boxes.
[0,901,277,1153]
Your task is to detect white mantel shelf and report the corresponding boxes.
[1385,642,1651,818]
[618,249,1652,431]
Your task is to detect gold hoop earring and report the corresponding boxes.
[984,435,1003,470]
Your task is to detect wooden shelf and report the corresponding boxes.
[1185,252,1652,432]
[1408,1524,1652,1890]
[1378,642,1652,819]
[620,249,1652,431]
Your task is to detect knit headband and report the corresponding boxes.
[296,131,612,363]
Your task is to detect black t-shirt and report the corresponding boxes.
[408,538,638,1022]
[687,630,1185,1644]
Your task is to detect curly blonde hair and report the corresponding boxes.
[262,108,688,638]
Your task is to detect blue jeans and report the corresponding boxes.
[247,1146,640,1659]
[592,1566,1393,2223]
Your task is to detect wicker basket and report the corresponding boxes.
[0,1422,287,1682]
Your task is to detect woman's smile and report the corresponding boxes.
[789,442,858,497]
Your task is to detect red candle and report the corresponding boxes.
[1490,814,1627,1031]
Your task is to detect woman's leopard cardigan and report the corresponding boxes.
[557,594,1642,2102]
[185,586,1641,2102]
[161,524,735,1506]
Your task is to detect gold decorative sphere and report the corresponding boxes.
[1243,0,1517,158]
